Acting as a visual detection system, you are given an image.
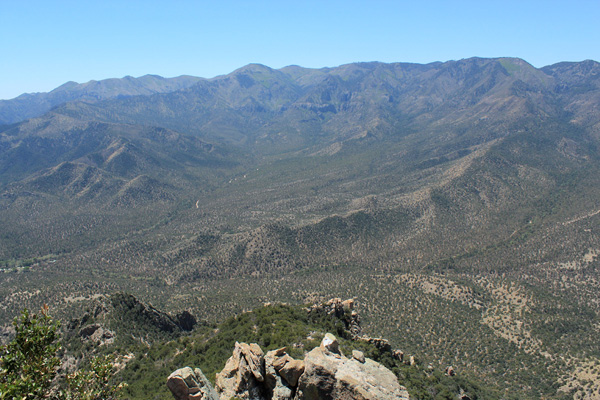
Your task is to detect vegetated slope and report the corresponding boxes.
[0,112,235,184]
[60,296,498,400]
[54,58,561,152]
[0,74,204,125]
[0,113,242,256]
[1,57,600,399]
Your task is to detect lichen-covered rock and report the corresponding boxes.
[295,334,409,400]
[167,367,218,400]
[215,341,266,400]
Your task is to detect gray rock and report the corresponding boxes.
[265,347,300,400]
[215,342,266,400]
[352,350,365,363]
[320,333,340,355]
[167,367,218,400]
[296,334,409,400]
[265,348,285,390]
[272,383,294,400]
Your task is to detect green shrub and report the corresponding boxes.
[0,307,125,400]
[0,306,61,399]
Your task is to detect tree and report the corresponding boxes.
[62,355,125,400]
[0,306,124,400]
[0,305,61,399]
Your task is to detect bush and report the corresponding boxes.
[0,305,61,399]
[0,306,125,400]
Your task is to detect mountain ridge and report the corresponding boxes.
[0,74,205,125]
[2,57,600,399]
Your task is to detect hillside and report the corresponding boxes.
[0,74,204,125]
[1,57,600,398]
[54,295,498,400]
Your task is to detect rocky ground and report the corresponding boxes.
[167,333,410,400]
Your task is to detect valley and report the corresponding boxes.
[1,57,600,398]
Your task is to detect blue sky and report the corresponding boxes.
[1,0,599,99]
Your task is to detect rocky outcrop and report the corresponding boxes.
[265,347,303,399]
[169,334,409,400]
[66,293,197,346]
[110,292,196,334]
[215,342,266,400]
[357,336,392,353]
[167,367,218,400]
[296,334,409,400]
[309,298,411,366]
[78,323,115,346]
[308,298,362,338]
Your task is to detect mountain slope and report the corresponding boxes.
[48,58,564,153]
[0,112,242,257]
[1,58,600,399]
[0,74,204,125]
[0,107,242,183]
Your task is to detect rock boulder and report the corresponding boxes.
[296,334,409,400]
[215,341,266,400]
[167,367,218,400]
[169,334,409,400]
[265,347,296,400]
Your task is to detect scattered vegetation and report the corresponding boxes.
[116,301,498,400]
[2,58,600,398]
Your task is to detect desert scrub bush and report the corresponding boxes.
[0,306,125,400]
[0,306,61,399]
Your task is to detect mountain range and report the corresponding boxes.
[1,57,600,399]
[0,74,203,125]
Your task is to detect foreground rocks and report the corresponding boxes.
[215,342,266,400]
[168,334,409,400]
[297,334,409,400]
[167,367,219,400]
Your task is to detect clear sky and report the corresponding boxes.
[1,0,599,100]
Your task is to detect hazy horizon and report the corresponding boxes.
[1,0,599,100]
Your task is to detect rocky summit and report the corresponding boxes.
[167,334,409,400]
